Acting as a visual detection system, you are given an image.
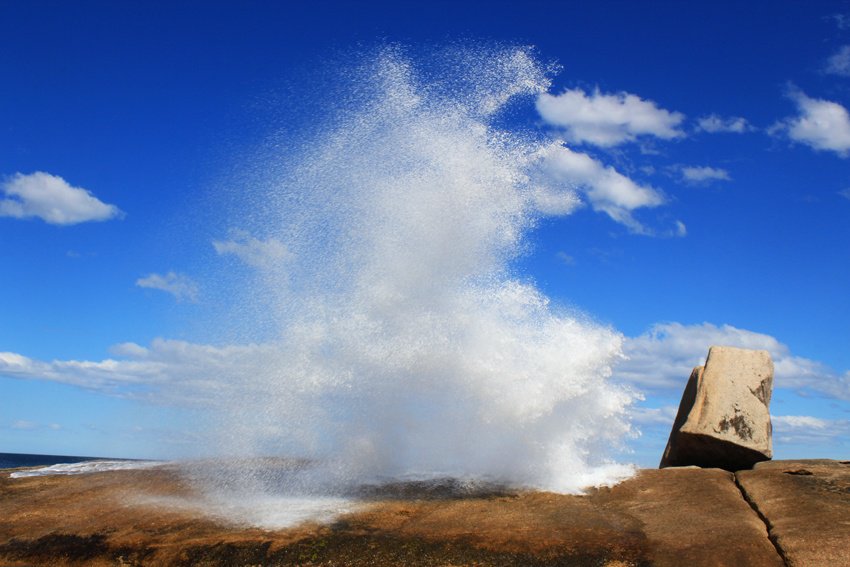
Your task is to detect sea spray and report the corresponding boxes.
[195,45,637,525]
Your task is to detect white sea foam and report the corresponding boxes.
[192,45,638,525]
[10,460,167,478]
[132,489,357,530]
[202,496,357,529]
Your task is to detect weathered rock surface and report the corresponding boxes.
[737,459,850,567]
[661,345,774,470]
[592,467,783,567]
[0,462,808,567]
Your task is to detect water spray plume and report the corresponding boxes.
[195,45,636,526]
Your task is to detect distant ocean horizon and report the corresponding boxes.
[0,452,109,470]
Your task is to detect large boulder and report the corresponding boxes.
[660,345,774,470]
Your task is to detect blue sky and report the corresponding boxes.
[1,1,849,467]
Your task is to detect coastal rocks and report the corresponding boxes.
[660,346,774,471]
[594,467,784,567]
[737,459,850,567]
[0,465,793,567]
[9,460,850,566]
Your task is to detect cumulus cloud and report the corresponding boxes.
[773,89,850,156]
[772,415,828,430]
[630,405,678,426]
[540,144,665,232]
[772,414,850,446]
[536,88,685,147]
[696,114,753,133]
[0,172,123,225]
[213,230,293,269]
[616,322,850,400]
[825,45,850,76]
[680,166,731,183]
[0,349,153,394]
[0,340,281,405]
[136,272,199,303]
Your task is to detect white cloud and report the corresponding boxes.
[0,340,281,405]
[0,171,123,225]
[536,88,685,147]
[1,350,152,393]
[674,220,687,237]
[540,144,665,232]
[772,414,850,446]
[680,166,731,183]
[136,272,199,303]
[772,415,828,430]
[213,230,293,269]
[630,405,678,426]
[831,13,850,30]
[774,89,850,156]
[840,188,850,200]
[826,45,850,76]
[7,419,61,431]
[616,322,850,400]
[111,342,149,357]
[696,114,753,133]
[555,251,576,266]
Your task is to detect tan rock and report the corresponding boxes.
[661,346,774,470]
[0,464,787,566]
[593,467,784,567]
[737,459,850,567]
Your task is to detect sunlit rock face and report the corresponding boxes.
[661,346,774,471]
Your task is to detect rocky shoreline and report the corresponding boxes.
[1,459,848,566]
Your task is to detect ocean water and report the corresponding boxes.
[0,452,164,478]
[0,452,99,470]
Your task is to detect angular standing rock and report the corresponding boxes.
[660,346,774,471]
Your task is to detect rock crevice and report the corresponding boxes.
[733,472,790,567]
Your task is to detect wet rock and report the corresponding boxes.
[660,346,774,471]
[737,459,850,567]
